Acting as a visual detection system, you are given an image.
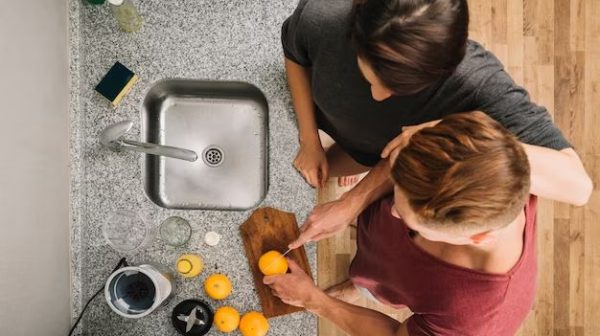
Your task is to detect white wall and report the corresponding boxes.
[0,0,71,335]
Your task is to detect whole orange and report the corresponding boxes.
[214,306,240,333]
[258,250,288,276]
[239,311,269,336]
[204,273,232,300]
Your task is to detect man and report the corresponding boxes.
[266,112,580,335]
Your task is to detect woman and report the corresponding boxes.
[283,0,591,248]
[266,112,551,335]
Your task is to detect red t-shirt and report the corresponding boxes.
[349,196,538,336]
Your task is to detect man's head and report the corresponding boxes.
[390,112,531,245]
[351,0,469,101]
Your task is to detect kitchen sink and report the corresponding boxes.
[142,79,269,210]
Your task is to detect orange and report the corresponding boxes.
[239,311,269,336]
[204,274,232,300]
[258,250,288,276]
[214,306,240,333]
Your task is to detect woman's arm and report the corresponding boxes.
[290,118,593,249]
[523,145,592,206]
[465,49,593,204]
[383,121,593,206]
[286,57,329,187]
[285,58,319,147]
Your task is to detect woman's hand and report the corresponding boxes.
[294,140,329,188]
[381,120,441,162]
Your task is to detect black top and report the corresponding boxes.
[282,0,570,166]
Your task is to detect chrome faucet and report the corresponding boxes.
[100,120,198,162]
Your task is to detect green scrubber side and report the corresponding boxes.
[95,61,138,107]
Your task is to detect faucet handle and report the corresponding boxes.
[100,120,134,150]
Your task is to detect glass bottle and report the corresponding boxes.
[108,0,142,33]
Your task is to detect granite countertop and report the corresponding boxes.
[68,0,316,335]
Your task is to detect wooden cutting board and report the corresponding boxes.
[239,207,312,318]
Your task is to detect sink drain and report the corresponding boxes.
[202,146,224,167]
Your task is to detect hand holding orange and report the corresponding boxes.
[258,250,288,276]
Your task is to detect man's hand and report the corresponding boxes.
[264,260,408,336]
[294,140,329,188]
[263,259,324,309]
[381,120,441,162]
[288,198,359,249]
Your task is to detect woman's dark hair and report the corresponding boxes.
[351,0,469,95]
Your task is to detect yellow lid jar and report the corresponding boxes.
[176,254,204,278]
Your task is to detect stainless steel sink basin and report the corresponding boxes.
[142,79,268,210]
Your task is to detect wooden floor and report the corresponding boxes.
[316,0,600,335]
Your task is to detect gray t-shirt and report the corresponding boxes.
[282,0,570,166]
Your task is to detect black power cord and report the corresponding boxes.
[68,257,128,336]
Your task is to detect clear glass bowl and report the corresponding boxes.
[103,210,154,254]
[160,216,192,247]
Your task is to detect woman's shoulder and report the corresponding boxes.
[448,40,505,87]
[436,39,515,105]
[290,0,352,32]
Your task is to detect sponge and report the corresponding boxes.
[95,61,138,107]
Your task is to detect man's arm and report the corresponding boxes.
[308,291,409,336]
[264,260,410,336]
[340,157,394,219]
[289,158,393,248]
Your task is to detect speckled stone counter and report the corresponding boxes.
[68,0,316,335]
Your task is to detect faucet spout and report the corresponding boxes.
[100,120,198,162]
[119,139,198,162]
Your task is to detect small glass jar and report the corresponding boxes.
[108,0,143,33]
[160,216,192,247]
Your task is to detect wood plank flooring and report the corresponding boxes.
[316,1,600,335]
